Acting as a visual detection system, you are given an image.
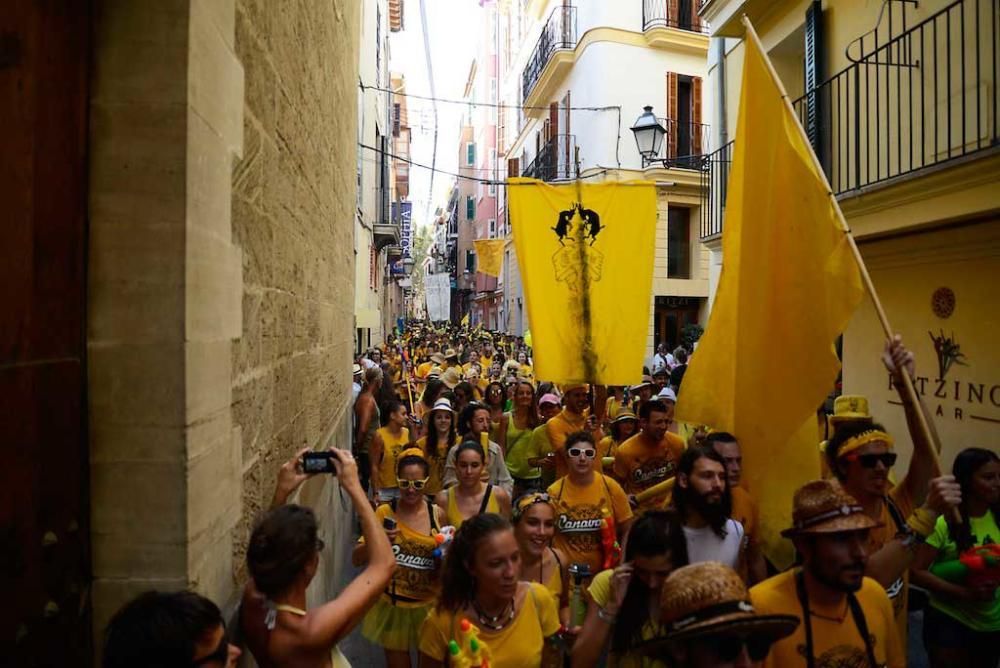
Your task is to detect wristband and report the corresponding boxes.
[907,507,937,538]
[597,607,617,624]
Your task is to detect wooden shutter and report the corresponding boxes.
[507,157,520,178]
[665,72,678,159]
[804,0,824,160]
[562,91,571,171]
[691,76,703,155]
[667,0,680,27]
[549,102,559,139]
[690,0,701,33]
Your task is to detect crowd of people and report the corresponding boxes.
[100,323,999,668]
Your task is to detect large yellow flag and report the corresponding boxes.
[473,239,505,278]
[508,178,656,385]
[674,22,863,568]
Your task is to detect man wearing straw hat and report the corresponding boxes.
[642,561,799,667]
[750,479,905,667]
[824,337,961,646]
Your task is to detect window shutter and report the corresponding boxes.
[549,102,559,139]
[507,157,520,177]
[667,0,680,27]
[691,76,703,155]
[690,0,701,33]
[665,72,678,159]
[804,0,824,160]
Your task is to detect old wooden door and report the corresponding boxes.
[0,0,92,665]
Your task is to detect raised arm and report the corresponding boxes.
[302,449,395,647]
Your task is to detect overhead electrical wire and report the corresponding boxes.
[360,81,621,112]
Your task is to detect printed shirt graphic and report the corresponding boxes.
[364,505,440,607]
[750,570,905,668]
[547,474,632,575]
[508,178,657,385]
[613,432,685,511]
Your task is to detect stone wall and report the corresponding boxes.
[230,0,361,582]
[88,0,360,654]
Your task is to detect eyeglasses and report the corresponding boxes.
[191,623,230,666]
[567,447,596,459]
[397,477,431,490]
[702,633,774,662]
[846,452,898,469]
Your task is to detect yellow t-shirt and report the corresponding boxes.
[730,486,759,581]
[375,426,411,490]
[750,570,905,668]
[612,432,685,511]
[540,409,599,478]
[416,361,433,379]
[360,505,440,607]
[588,569,666,668]
[547,474,633,576]
[415,434,456,496]
[418,582,560,668]
[597,435,618,461]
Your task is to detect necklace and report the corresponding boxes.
[472,597,515,631]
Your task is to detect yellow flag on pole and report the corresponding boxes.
[473,239,505,278]
[674,22,864,569]
[508,178,656,385]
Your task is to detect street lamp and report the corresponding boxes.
[630,105,666,164]
[401,254,415,276]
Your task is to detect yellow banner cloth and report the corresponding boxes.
[473,239,506,278]
[674,28,863,569]
[507,178,656,385]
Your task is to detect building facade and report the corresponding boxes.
[3,0,363,664]
[699,0,999,471]
[495,0,713,358]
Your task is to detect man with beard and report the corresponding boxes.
[613,399,685,512]
[672,446,744,570]
[750,479,905,668]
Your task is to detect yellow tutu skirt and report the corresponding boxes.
[361,596,432,651]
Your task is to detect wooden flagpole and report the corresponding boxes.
[740,15,942,477]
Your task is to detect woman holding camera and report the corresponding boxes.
[240,447,394,668]
[354,451,448,668]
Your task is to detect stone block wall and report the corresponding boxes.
[230,0,361,583]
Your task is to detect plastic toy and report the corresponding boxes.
[930,544,1000,588]
[432,525,457,560]
[447,618,492,668]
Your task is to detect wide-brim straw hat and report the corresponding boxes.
[631,375,655,392]
[829,394,873,427]
[444,348,459,361]
[781,479,883,537]
[656,387,677,402]
[638,562,799,654]
[430,352,447,365]
[440,367,463,389]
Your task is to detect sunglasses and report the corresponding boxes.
[567,447,596,459]
[191,623,230,666]
[702,633,774,662]
[397,477,431,490]
[846,452,898,469]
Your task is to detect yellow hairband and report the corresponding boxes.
[838,430,894,458]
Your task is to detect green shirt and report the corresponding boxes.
[504,414,540,480]
[925,510,1000,631]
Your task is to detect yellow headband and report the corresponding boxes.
[398,447,426,461]
[513,493,552,520]
[837,430,894,458]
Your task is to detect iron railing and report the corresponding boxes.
[699,140,733,239]
[522,134,576,181]
[642,0,710,34]
[642,119,711,168]
[791,0,998,195]
[522,5,577,102]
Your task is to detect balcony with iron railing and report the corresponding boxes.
[698,140,733,240]
[642,0,710,34]
[522,134,577,181]
[522,5,577,104]
[791,0,997,196]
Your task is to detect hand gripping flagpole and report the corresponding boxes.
[740,15,943,481]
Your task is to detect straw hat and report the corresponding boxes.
[440,367,463,389]
[561,383,589,394]
[444,348,459,361]
[781,479,883,538]
[430,352,447,365]
[631,375,655,392]
[639,562,799,654]
[430,397,455,414]
[829,395,873,427]
[352,363,362,376]
[427,365,444,379]
[612,409,638,423]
